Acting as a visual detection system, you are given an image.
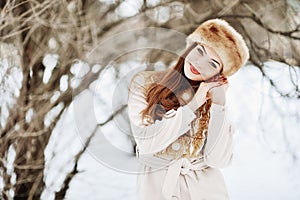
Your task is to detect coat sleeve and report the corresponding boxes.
[127,72,197,155]
[203,103,235,169]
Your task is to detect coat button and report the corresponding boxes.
[182,92,191,101]
[171,142,181,151]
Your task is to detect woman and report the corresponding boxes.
[127,18,249,200]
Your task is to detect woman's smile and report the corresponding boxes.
[189,63,201,75]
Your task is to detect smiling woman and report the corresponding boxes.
[127,18,249,200]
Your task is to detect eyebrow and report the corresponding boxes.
[199,44,222,68]
[200,44,207,54]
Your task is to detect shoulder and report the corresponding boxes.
[128,71,153,96]
[130,70,166,87]
[131,70,152,82]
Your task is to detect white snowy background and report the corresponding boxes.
[1,0,300,199]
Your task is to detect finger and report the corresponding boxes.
[209,84,222,90]
[220,74,227,80]
[220,79,228,83]
[216,81,226,86]
[207,82,221,89]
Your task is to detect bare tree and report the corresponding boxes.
[0,0,299,199]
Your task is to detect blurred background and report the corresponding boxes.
[0,0,300,199]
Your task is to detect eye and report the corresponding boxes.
[209,61,218,69]
[197,48,204,56]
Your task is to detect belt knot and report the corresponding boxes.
[180,158,193,175]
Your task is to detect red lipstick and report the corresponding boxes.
[189,63,200,75]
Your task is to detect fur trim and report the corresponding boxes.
[186,18,249,76]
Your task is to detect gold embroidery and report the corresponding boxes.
[154,134,191,160]
[153,95,211,161]
[189,100,211,157]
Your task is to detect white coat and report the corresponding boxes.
[127,70,235,200]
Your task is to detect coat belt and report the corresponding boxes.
[161,157,209,200]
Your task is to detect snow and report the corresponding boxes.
[223,63,300,199]
[43,54,58,84]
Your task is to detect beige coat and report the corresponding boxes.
[127,71,235,200]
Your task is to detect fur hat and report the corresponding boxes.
[186,18,250,76]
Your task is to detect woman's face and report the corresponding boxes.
[184,43,223,81]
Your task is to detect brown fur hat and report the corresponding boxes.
[186,18,250,76]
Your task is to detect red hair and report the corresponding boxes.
[141,42,204,122]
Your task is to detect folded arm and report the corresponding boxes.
[127,72,197,155]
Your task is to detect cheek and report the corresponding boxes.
[184,61,189,70]
[204,71,218,79]
[183,61,188,74]
[185,54,194,63]
[184,59,194,71]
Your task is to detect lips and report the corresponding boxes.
[189,63,200,75]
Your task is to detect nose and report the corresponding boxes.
[195,56,209,69]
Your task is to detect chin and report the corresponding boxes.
[186,74,200,81]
